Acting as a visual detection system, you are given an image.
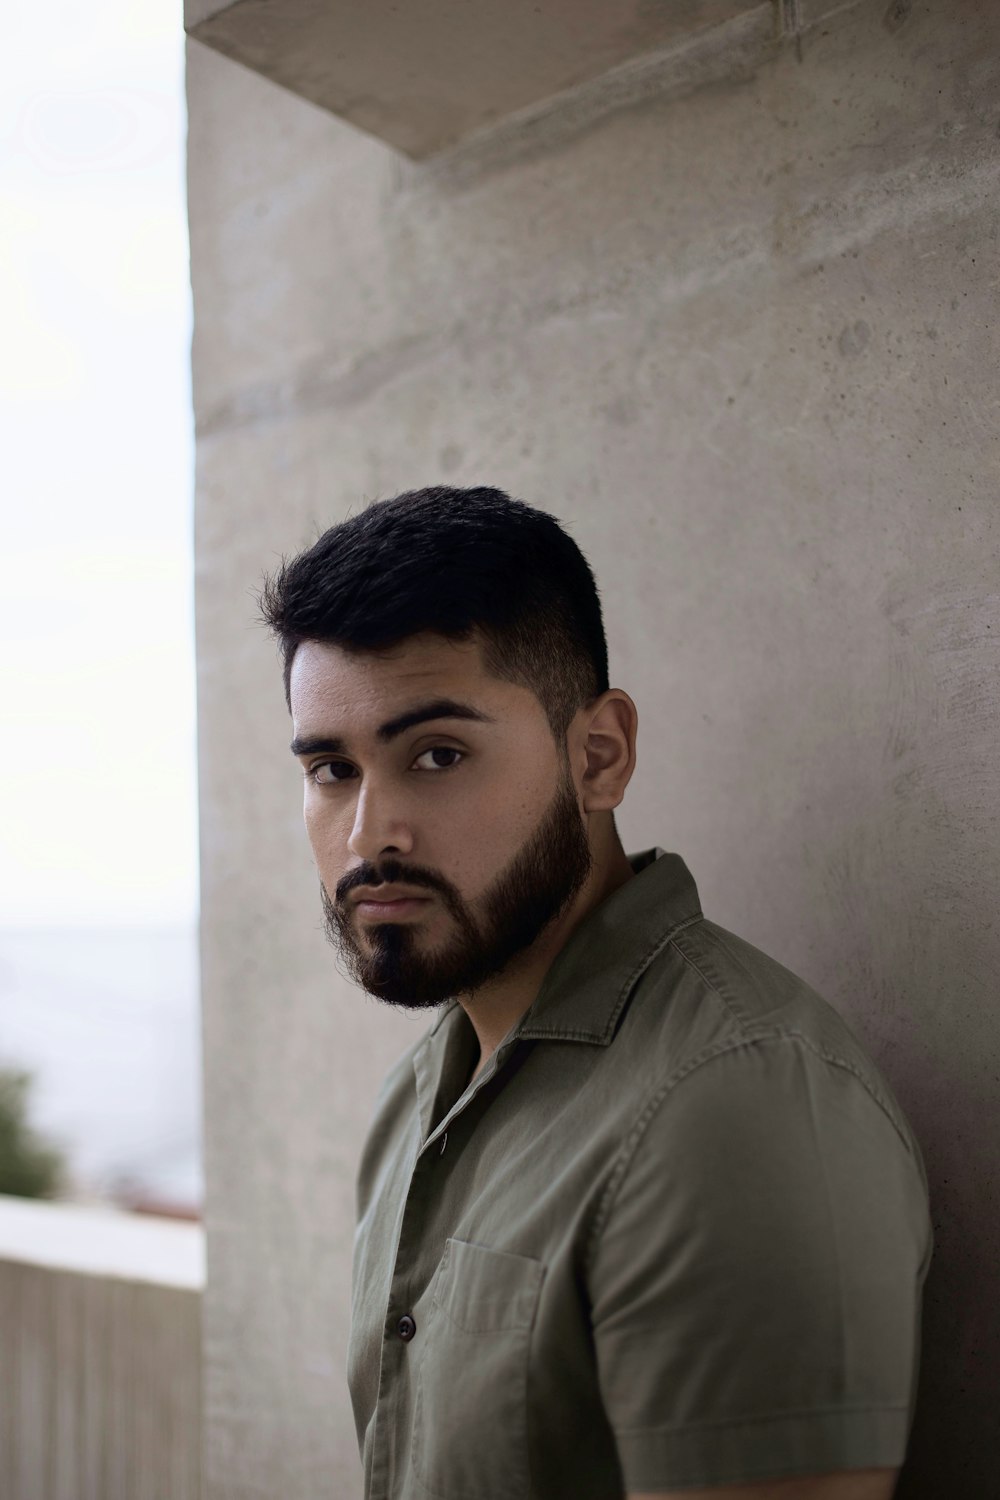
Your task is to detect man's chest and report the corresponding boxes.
[347,1051,632,1500]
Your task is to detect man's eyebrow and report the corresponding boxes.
[376,699,496,743]
[289,699,495,757]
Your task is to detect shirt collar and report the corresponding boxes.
[412,848,703,1143]
[516,846,703,1045]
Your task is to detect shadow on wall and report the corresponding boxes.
[895,1049,996,1499]
[805,805,996,1496]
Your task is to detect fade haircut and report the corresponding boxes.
[258,486,609,744]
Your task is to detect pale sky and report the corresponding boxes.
[1,0,198,927]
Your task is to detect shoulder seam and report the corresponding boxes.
[668,927,752,1032]
[668,926,908,1138]
[583,1028,916,1277]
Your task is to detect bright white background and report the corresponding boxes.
[0,1,200,1208]
[1,0,196,929]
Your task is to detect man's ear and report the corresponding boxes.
[576,690,637,813]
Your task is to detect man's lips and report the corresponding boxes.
[353,895,432,919]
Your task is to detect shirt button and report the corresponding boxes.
[397,1314,417,1342]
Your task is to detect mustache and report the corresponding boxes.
[335,858,453,907]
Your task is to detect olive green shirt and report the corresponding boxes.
[348,849,933,1498]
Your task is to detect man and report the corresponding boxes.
[260,485,932,1500]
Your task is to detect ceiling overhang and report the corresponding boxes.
[184,0,775,159]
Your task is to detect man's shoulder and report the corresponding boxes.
[663,915,864,1048]
[628,913,918,1159]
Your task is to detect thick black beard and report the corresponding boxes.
[319,764,594,1011]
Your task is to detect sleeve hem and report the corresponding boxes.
[615,1405,911,1491]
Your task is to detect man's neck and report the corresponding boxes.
[462,840,635,1084]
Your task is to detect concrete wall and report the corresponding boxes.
[187,3,1000,1495]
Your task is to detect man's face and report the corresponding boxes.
[289,633,593,1010]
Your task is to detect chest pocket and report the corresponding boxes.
[411,1238,546,1500]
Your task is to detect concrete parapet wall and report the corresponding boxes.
[0,1197,203,1500]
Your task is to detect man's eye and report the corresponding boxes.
[310,761,355,785]
[413,747,464,772]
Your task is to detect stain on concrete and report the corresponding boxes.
[601,393,641,427]
[838,319,871,357]
[883,636,920,764]
[883,0,912,34]
[439,443,464,473]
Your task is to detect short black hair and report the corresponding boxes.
[258,485,609,743]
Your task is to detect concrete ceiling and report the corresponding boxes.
[184,0,767,159]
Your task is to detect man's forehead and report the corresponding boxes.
[287,634,538,741]
[290,633,486,700]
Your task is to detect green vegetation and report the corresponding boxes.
[0,1068,66,1199]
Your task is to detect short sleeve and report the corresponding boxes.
[588,1036,933,1492]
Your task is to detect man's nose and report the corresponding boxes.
[346,781,415,863]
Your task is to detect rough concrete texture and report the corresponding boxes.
[187,2,1000,1495]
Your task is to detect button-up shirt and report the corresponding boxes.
[347,848,933,1498]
